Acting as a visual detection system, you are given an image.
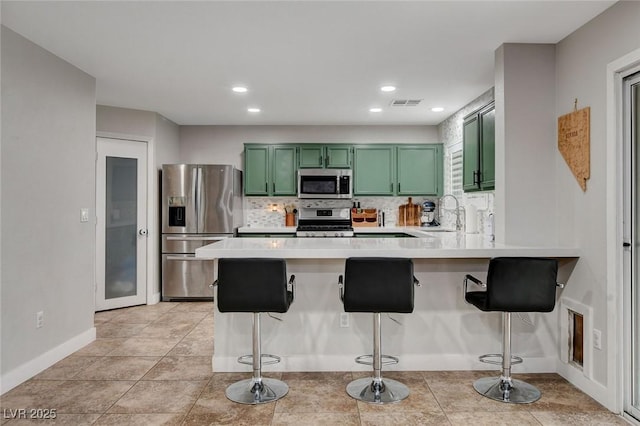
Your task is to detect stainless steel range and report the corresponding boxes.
[296,207,354,237]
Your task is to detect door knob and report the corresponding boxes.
[138,229,148,236]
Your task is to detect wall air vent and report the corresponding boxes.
[390,99,422,107]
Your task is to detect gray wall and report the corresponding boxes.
[1,26,96,377]
[179,125,439,169]
[494,43,557,246]
[554,0,640,389]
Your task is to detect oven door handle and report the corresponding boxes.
[165,236,229,241]
[165,255,204,261]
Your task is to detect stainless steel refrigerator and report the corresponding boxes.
[161,164,243,300]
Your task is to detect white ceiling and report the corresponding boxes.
[1,1,615,126]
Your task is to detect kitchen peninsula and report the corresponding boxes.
[196,232,579,373]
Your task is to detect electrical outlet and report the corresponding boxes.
[80,208,89,223]
[36,311,44,329]
[340,312,349,328]
[593,328,602,350]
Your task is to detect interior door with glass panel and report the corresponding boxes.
[624,72,640,422]
[95,137,147,311]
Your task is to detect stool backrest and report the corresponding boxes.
[486,257,558,312]
[217,258,292,313]
[343,257,414,313]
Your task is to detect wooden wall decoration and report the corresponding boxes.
[558,105,590,191]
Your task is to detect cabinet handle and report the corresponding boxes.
[319,155,323,165]
[265,182,268,192]
[390,183,393,192]
[325,155,329,165]
[273,183,275,193]
[398,183,401,192]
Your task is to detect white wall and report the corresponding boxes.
[553,0,640,404]
[1,26,96,391]
[179,125,439,168]
[494,43,557,246]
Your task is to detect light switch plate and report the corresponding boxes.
[80,208,89,223]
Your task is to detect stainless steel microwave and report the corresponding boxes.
[297,168,352,199]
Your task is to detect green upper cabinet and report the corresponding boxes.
[479,106,495,190]
[298,144,352,168]
[244,145,270,195]
[397,145,443,196]
[246,142,443,197]
[353,146,395,195]
[298,145,324,168]
[463,101,495,192]
[244,144,297,196]
[272,145,297,195]
[462,115,480,192]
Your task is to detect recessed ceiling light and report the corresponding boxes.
[380,86,396,92]
[431,107,444,112]
[369,108,382,113]
[247,107,261,113]
[232,86,248,93]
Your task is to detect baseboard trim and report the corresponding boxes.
[148,292,161,305]
[557,362,613,412]
[0,327,96,395]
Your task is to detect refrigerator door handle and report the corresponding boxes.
[191,166,199,232]
[197,166,205,233]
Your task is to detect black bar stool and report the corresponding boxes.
[464,257,562,404]
[215,258,295,404]
[338,257,420,404]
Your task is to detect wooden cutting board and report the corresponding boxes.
[398,197,421,226]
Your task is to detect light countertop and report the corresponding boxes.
[237,225,450,236]
[197,232,580,259]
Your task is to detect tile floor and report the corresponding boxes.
[0,302,629,425]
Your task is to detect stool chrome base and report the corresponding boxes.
[473,376,541,404]
[225,378,289,405]
[346,377,410,404]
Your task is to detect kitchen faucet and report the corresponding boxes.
[440,194,463,231]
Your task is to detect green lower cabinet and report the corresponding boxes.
[397,145,442,196]
[353,146,395,195]
[244,144,297,196]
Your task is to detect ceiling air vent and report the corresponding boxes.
[390,99,422,107]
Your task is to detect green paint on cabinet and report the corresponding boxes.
[463,102,495,192]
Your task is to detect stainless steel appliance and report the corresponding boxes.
[297,168,352,199]
[296,207,354,237]
[161,164,243,300]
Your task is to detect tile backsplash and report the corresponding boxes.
[243,195,490,231]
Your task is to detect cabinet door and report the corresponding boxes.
[480,106,495,190]
[244,146,269,195]
[298,145,324,168]
[353,146,395,195]
[272,146,297,195]
[325,145,352,168]
[462,115,480,192]
[397,145,442,196]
